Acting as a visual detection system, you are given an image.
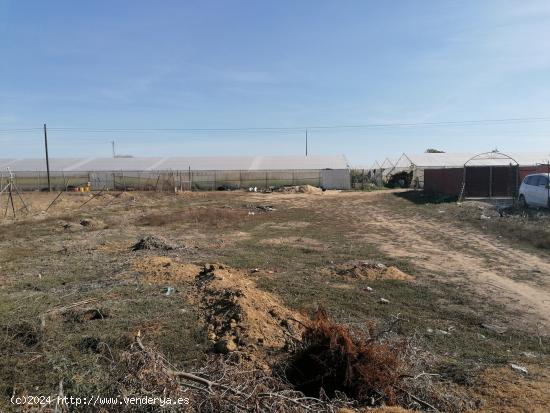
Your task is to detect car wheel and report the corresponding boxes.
[518,194,528,209]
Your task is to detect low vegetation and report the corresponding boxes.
[0,190,548,412]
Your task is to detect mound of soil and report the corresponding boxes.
[299,184,323,193]
[323,261,415,281]
[278,185,322,194]
[116,191,135,200]
[132,235,177,251]
[131,257,305,362]
[196,264,305,356]
[132,257,200,283]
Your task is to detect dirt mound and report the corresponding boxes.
[196,264,305,357]
[323,261,415,281]
[132,235,177,251]
[116,191,135,200]
[131,257,305,360]
[132,257,200,283]
[278,185,323,194]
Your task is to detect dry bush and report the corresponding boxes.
[120,337,355,412]
[285,308,406,406]
[140,207,249,228]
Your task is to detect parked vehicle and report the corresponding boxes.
[518,173,550,208]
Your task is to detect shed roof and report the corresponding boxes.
[0,155,349,172]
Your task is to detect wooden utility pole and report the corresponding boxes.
[44,123,51,192]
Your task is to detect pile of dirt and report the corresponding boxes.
[116,191,135,200]
[322,261,415,281]
[131,235,177,251]
[278,185,323,194]
[196,264,305,358]
[131,257,305,361]
[132,257,201,283]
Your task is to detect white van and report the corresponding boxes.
[518,173,550,208]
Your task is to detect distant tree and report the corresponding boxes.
[425,148,445,153]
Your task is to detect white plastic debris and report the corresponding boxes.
[510,364,528,375]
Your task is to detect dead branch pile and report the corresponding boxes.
[120,336,354,412]
[131,235,177,251]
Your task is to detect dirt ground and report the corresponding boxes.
[0,189,548,412]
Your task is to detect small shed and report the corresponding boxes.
[387,151,550,197]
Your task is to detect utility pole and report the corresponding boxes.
[43,123,51,192]
[305,129,308,156]
[111,140,116,158]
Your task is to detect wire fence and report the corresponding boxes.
[3,169,326,192]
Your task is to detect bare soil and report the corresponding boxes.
[0,189,548,412]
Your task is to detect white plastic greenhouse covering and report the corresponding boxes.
[0,155,349,172]
[0,155,351,190]
[394,152,550,168]
[368,151,550,188]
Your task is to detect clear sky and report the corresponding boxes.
[1,0,549,165]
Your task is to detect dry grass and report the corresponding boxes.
[140,207,250,228]
[1,191,549,413]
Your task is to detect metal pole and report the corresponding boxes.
[44,123,51,192]
[305,129,308,156]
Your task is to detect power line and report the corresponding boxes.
[1,115,550,133]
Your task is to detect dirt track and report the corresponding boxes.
[334,190,550,334]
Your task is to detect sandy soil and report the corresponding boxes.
[332,191,550,334]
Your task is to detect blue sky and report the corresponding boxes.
[1,0,550,165]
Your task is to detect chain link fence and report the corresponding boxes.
[4,169,327,192]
